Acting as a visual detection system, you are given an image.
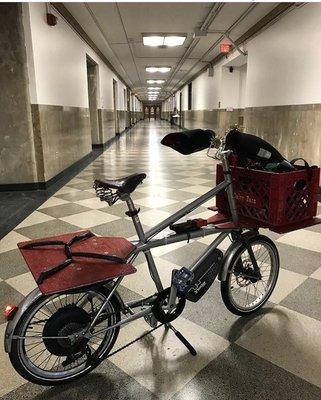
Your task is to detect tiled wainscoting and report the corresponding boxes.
[97,109,117,144]
[244,104,321,167]
[163,104,321,174]
[31,104,92,182]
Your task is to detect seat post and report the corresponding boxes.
[125,196,146,242]
[125,195,164,292]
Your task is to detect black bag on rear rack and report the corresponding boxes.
[161,129,214,155]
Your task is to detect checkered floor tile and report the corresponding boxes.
[1,120,321,399]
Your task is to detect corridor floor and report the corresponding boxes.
[1,120,321,399]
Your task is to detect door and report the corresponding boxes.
[113,79,119,135]
[179,92,183,127]
[86,57,100,145]
[126,88,131,127]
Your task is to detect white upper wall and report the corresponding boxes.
[246,3,321,107]
[23,3,133,110]
[169,50,245,111]
[165,3,321,111]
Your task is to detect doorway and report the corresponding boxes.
[126,88,131,128]
[86,57,99,146]
[113,79,119,135]
[179,92,183,127]
[188,82,192,110]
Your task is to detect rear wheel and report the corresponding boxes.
[9,287,121,386]
[221,235,279,316]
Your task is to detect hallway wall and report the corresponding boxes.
[244,3,321,166]
[12,3,142,185]
[166,50,246,134]
[0,4,39,186]
[164,3,321,167]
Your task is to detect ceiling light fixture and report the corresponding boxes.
[148,87,161,90]
[143,36,164,47]
[163,36,186,47]
[143,34,186,47]
[146,66,171,73]
[147,80,165,84]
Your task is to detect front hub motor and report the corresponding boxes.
[152,288,186,324]
[43,304,91,356]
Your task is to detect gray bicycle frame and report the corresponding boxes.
[126,151,238,288]
[84,152,240,335]
[9,152,241,345]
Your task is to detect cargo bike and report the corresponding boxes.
[3,128,320,385]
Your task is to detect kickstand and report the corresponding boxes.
[166,322,197,356]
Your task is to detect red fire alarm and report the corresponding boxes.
[220,43,231,54]
[47,13,57,26]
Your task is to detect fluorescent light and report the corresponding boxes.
[148,87,161,90]
[158,67,171,73]
[146,66,171,73]
[143,36,164,47]
[145,67,158,73]
[147,80,165,84]
[143,34,186,47]
[163,36,186,47]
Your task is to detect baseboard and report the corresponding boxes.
[92,126,131,150]
[0,123,140,192]
[0,153,93,192]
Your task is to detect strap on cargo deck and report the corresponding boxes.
[21,231,127,284]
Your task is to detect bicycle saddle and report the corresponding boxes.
[94,173,146,194]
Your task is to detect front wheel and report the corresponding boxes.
[221,235,279,316]
[9,286,121,386]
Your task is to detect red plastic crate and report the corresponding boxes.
[216,163,320,231]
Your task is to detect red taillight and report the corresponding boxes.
[4,304,18,321]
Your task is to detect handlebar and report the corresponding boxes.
[207,132,232,161]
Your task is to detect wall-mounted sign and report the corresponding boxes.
[220,43,231,54]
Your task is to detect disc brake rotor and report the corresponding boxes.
[235,259,261,286]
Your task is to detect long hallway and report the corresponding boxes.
[1,120,321,399]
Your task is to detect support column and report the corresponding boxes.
[0,3,41,188]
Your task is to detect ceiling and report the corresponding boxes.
[64,2,280,102]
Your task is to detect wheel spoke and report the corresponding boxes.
[16,287,119,382]
[227,238,278,312]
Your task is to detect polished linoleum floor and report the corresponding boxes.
[1,120,321,399]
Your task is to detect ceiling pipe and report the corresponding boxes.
[225,33,247,56]
[159,2,224,98]
[168,3,257,95]
[167,3,297,98]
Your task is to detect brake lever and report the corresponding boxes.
[207,136,225,160]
